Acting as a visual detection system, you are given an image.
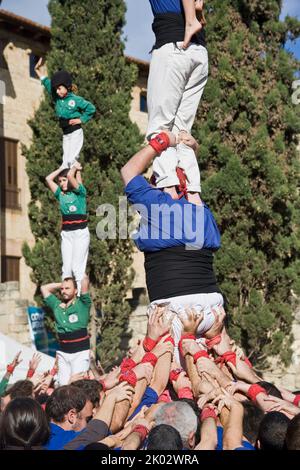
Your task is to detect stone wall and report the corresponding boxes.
[0,281,31,346]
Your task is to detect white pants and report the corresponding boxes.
[62,128,84,168]
[61,227,90,294]
[57,349,90,386]
[147,42,208,192]
[149,292,224,364]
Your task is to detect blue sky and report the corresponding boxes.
[1,0,300,61]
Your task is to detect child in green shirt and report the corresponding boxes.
[46,162,90,295]
[35,58,95,169]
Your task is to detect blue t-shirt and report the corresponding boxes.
[149,0,182,14]
[125,175,221,252]
[128,387,159,421]
[216,426,255,451]
[45,423,83,450]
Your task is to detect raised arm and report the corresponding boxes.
[34,57,45,79]
[67,162,82,189]
[41,282,62,299]
[45,168,62,194]
[120,131,176,186]
[80,273,89,295]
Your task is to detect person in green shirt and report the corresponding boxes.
[34,58,96,169]
[46,162,90,295]
[41,275,91,386]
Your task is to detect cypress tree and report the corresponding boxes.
[196,0,300,368]
[23,0,142,368]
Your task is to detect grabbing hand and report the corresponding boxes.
[34,57,44,71]
[147,306,171,342]
[106,382,134,403]
[180,308,203,335]
[69,118,82,126]
[204,305,226,340]
[9,351,23,370]
[178,131,199,153]
[29,353,42,372]
[133,363,154,384]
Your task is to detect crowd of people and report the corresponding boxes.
[1,308,300,451]
[1,0,298,453]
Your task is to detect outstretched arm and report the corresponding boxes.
[120,131,176,186]
[67,162,82,189]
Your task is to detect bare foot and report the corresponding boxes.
[183,18,202,49]
[164,186,179,200]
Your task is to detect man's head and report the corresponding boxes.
[72,380,102,411]
[257,411,290,450]
[61,277,78,301]
[1,380,34,411]
[153,401,197,449]
[57,169,69,192]
[147,424,183,450]
[285,413,300,450]
[45,385,93,432]
[242,401,265,445]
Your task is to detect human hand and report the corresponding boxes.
[29,353,42,372]
[34,57,44,71]
[180,308,203,335]
[204,305,226,340]
[260,395,300,417]
[72,161,82,171]
[181,339,200,357]
[69,118,82,126]
[212,388,242,413]
[178,131,199,153]
[133,363,154,384]
[100,366,120,390]
[147,306,171,341]
[106,382,134,403]
[8,351,23,371]
[152,336,174,358]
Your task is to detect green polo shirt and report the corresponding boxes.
[54,184,87,216]
[44,293,91,333]
[41,77,96,124]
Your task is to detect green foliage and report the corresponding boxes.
[23,0,142,368]
[196,0,300,368]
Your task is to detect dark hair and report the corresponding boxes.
[45,385,87,423]
[257,411,290,450]
[84,442,110,450]
[4,380,34,399]
[242,401,265,444]
[176,398,200,445]
[0,397,50,450]
[72,380,102,408]
[57,169,69,179]
[35,393,50,406]
[256,381,282,399]
[285,413,300,450]
[63,277,78,290]
[147,424,183,450]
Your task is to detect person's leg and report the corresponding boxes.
[71,350,90,376]
[72,227,90,295]
[174,45,209,194]
[182,0,202,49]
[61,230,73,280]
[67,129,84,168]
[57,351,72,386]
[62,134,71,169]
[147,43,192,190]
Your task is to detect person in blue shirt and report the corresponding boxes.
[147,0,208,204]
[44,385,94,450]
[121,130,224,360]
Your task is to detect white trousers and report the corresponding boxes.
[150,292,224,364]
[61,227,90,294]
[147,42,209,192]
[62,128,84,168]
[57,349,90,386]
